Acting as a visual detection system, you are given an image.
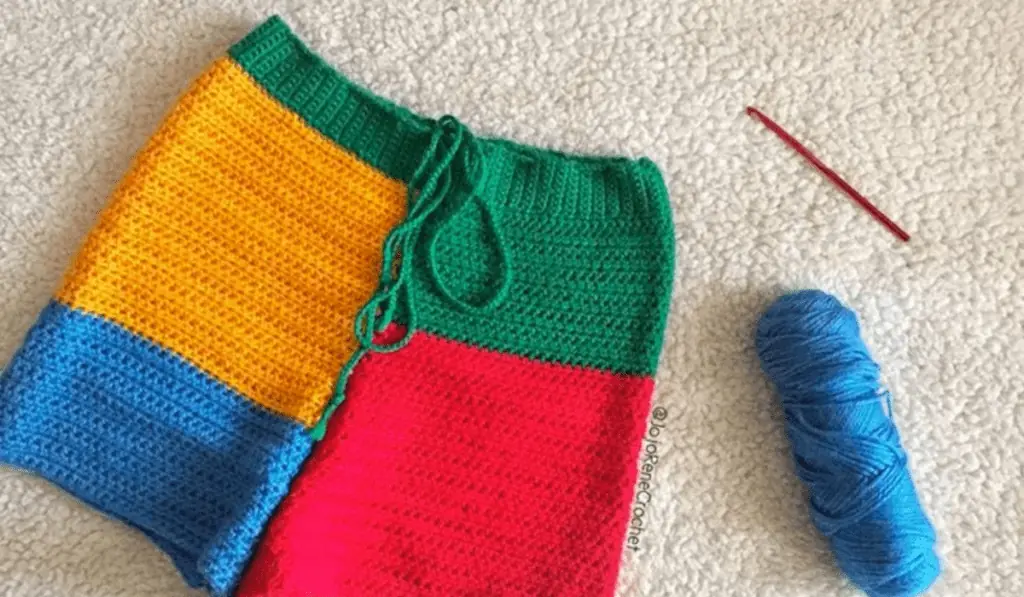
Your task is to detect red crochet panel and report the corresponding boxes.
[236,326,654,597]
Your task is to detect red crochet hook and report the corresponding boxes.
[746,107,910,242]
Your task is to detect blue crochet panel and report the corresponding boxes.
[0,302,313,595]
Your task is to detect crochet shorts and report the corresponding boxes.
[0,16,674,597]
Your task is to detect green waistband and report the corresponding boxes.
[229,16,675,375]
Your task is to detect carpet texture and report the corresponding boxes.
[1,1,1021,596]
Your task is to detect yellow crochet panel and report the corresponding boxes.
[58,58,406,426]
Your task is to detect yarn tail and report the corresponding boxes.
[310,347,368,441]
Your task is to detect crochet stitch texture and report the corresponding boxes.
[0,15,675,596]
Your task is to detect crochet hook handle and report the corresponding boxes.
[746,107,910,243]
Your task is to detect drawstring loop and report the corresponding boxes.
[424,126,512,312]
[310,115,512,440]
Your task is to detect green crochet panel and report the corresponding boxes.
[230,16,675,375]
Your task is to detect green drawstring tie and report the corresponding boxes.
[310,115,512,440]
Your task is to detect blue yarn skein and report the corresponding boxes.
[755,290,940,597]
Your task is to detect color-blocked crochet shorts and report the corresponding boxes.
[0,16,674,597]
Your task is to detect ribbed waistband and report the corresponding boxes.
[228,15,672,231]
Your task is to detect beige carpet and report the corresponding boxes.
[1,1,1021,595]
